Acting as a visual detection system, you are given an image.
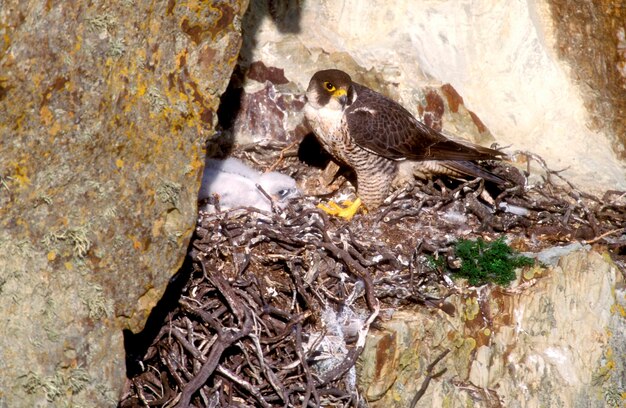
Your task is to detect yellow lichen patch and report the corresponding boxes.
[47,251,57,261]
[74,35,82,52]
[449,334,478,377]
[523,265,543,280]
[601,252,614,264]
[64,261,73,271]
[148,18,162,37]
[176,49,189,69]
[449,331,465,348]
[64,79,75,93]
[189,155,204,173]
[593,347,617,385]
[2,31,10,53]
[391,390,402,402]
[115,158,124,169]
[610,303,626,318]
[178,91,189,102]
[464,337,477,351]
[143,132,162,156]
[40,105,54,126]
[137,81,147,97]
[48,120,61,136]
[227,49,239,67]
[464,297,480,321]
[10,162,31,188]
[123,100,133,114]
[31,72,45,89]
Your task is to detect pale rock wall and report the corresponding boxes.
[241,0,626,192]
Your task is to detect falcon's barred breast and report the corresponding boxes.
[304,69,505,219]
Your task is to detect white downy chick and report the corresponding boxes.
[198,157,300,212]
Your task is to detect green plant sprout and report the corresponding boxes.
[451,237,534,286]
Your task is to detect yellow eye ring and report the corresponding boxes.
[323,81,336,92]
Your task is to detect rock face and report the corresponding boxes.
[1,1,623,406]
[359,249,626,407]
[238,0,626,192]
[0,1,248,406]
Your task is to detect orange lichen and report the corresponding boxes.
[10,162,31,188]
[48,121,61,136]
[2,31,10,53]
[176,49,188,69]
[40,105,54,126]
[137,82,147,97]
[610,303,626,318]
[189,155,204,173]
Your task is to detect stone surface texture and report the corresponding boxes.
[0,1,248,406]
[239,0,626,192]
[2,0,624,406]
[359,249,626,407]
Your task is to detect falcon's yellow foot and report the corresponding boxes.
[317,197,363,220]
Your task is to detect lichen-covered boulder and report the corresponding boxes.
[0,1,248,405]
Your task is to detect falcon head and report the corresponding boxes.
[305,69,354,110]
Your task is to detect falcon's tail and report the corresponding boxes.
[440,160,507,184]
[414,160,508,185]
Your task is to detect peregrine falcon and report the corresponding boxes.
[199,157,300,213]
[304,69,505,219]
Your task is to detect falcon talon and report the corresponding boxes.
[317,198,363,220]
[342,200,368,215]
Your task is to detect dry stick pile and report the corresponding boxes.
[123,206,379,407]
[120,150,625,407]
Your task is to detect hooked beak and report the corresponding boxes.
[334,88,349,108]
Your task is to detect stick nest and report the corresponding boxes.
[120,143,625,407]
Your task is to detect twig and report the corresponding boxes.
[410,349,450,407]
[582,228,626,245]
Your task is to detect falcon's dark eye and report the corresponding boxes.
[277,189,290,198]
[323,81,336,92]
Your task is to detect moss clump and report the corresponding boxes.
[452,237,534,286]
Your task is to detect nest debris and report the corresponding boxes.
[119,143,625,407]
